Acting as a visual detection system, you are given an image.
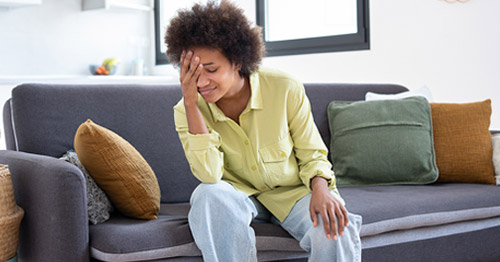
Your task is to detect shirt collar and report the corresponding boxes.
[207,102,226,122]
[207,70,263,122]
[249,70,263,110]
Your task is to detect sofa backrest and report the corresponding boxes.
[303,83,408,149]
[3,83,407,203]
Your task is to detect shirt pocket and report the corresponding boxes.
[259,135,294,176]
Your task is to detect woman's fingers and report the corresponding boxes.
[310,206,318,228]
[179,50,204,105]
[194,63,203,81]
[180,50,189,80]
[333,203,344,237]
[186,56,201,87]
[312,196,349,241]
[190,56,199,75]
[180,51,200,85]
[340,202,350,228]
[320,211,332,239]
[322,203,340,240]
[181,50,199,82]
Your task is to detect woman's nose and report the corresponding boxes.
[197,72,210,88]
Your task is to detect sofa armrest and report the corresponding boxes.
[0,150,90,262]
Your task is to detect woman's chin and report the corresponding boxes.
[201,94,217,103]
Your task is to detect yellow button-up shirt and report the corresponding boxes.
[174,67,342,222]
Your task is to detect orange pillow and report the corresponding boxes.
[430,100,495,184]
[74,120,160,219]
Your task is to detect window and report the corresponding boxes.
[154,0,369,64]
[154,0,212,65]
[256,0,370,56]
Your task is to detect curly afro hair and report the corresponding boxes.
[164,0,265,78]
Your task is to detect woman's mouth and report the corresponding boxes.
[199,87,216,96]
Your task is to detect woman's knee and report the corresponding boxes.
[307,212,362,247]
[190,181,256,219]
[190,181,236,204]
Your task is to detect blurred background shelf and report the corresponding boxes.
[0,0,41,9]
[82,0,153,12]
[0,75,177,85]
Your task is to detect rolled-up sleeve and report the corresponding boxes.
[174,103,224,184]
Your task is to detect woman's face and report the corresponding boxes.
[190,47,243,103]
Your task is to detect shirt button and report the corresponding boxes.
[280,152,287,157]
[245,140,249,145]
[251,165,257,171]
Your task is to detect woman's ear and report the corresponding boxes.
[233,63,242,72]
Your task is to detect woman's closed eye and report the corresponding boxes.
[206,68,218,73]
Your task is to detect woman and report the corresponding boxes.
[165,1,362,261]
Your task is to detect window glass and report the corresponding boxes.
[156,0,211,57]
[265,0,358,42]
[257,0,370,57]
[154,0,369,64]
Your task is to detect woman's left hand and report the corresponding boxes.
[309,176,349,240]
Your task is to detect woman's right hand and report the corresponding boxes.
[179,51,209,135]
[180,50,203,107]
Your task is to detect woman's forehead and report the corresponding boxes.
[192,47,229,64]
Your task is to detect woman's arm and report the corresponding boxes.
[173,51,224,183]
[286,81,333,189]
[286,81,348,240]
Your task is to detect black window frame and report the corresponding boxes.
[154,0,168,65]
[256,0,370,57]
[154,0,370,65]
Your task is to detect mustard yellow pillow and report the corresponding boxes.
[430,100,495,184]
[74,120,160,219]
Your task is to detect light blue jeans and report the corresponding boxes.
[188,181,362,262]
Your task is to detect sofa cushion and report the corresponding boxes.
[8,83,200,203]
[493,134,500,185]
[339,183,500,237]
[365,85,434,102]
[430,100,495,184]
[89,184,500,261]
[74,119,160,220]
[328,97,438,186]
[89,203,305,261]
[361,224,500,262]
[60,150,114,224]
[303,83,409,158]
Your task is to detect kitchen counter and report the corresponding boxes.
[0,75,179,85]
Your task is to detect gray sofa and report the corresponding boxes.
[2,83,500,262]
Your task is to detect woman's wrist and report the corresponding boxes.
[311,176,329,191]
[183,96,199,108]
[184,100,209,135]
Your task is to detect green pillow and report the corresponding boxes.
[327,97,438,186]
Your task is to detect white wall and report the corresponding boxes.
[0,0,153,149]
[0,0,152,76]
[155,0,499,129]
[261,0,500,130]
[1,0,499,130]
